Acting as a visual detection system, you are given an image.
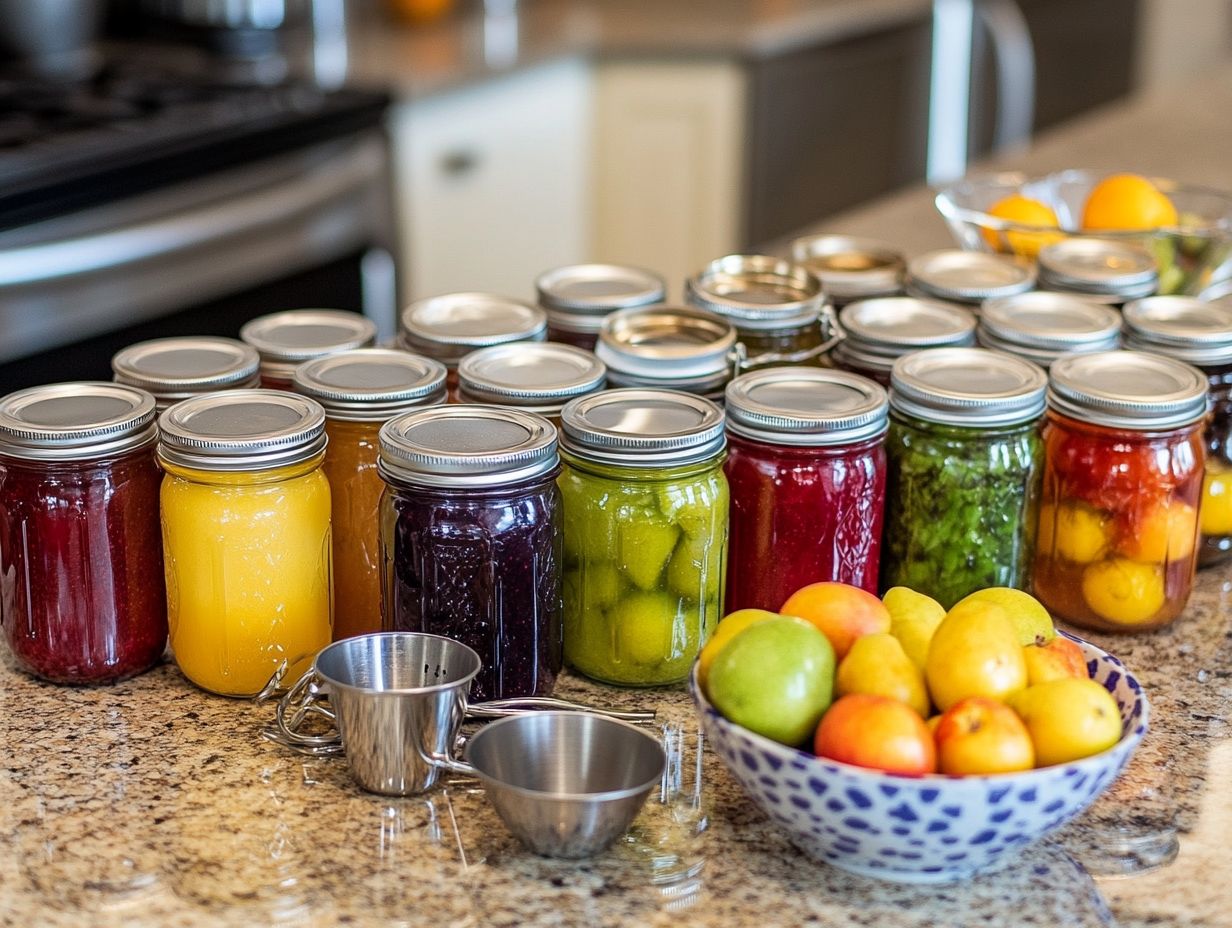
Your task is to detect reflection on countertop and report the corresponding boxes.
[345,0,933,97]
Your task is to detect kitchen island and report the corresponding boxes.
[4,72,1232,928]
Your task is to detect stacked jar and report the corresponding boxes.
[881,347,1047,607]
[0,383,166,683]
[293,349,447,640]
[559,389,729,686]
[158,391,333,696]
[976,292,1122,369]
[831,297,976,387]
[379,406,562,701]
[112,337,261,410]
[457,342,606,426]
[240,310,377,389]
[596,306,737,402]
[724,368,888,611]
[1121,296,1232,567]
[1033,351,1207,631]
[537,264,665,350]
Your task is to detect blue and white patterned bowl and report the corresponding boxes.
[692,632,1148,884]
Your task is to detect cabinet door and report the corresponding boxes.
[592,61,746,293]
[391,59,591,302]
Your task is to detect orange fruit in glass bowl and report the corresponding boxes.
[1081,173,1179,231]
[982,194,1062,257]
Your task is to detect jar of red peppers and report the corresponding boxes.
[1034,350,1208,632]
[1122,297,1232,567]
[724,368,888,611]
[0,383,166,683]
[537,264,665,350]
[379,405,562,701]
[240,310,377,389]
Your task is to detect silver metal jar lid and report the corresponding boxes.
[790,234,905,302]
[890,347,1047,427]
[560,388,726,467]
[835,297,977,374]
[240,309,378,380]
[905,250,1036,304]
[378,405,558,488]
[1121,296,1232,366]
[158,390,327,471]
[457,342,606,412]
[399,292,547,365]
[537,264,666,334]
[1038,239,1158,298]
[1048,350,1209,429]
[292,348,447,421]
[596,305,736,392]
[111,337,261,406]
[725,368,888,446]
[0,382,157,461]
[978,292,1123,366]
[686,254,824,330]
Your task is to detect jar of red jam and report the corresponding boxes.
[379,405,562,701]
[832,297,976,387]
[537,264,665,351]
[724,368,888,611]
[1034,351,1208,632]
[240,310,378,389]
[0,383,167,683]
[1122,296,1232,567]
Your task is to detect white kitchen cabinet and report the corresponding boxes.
[390,59,591,303]
[592,60,746,295]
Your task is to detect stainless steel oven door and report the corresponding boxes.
[0,130,397,364]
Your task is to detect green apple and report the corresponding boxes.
[707,616,835,746]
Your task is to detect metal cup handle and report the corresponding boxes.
[261,668,346,757]
[731,301,844,373]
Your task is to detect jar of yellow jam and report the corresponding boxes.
[293,349,447,640]
[158,391,333,696]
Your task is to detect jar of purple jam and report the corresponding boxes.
[0,383,167,683]
[378,405,562,700]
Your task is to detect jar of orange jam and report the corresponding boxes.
[1034,351,1208,632]
[158,391,333,696]
[293,349,447,640]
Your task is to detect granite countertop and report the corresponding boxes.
[344,0,933,98]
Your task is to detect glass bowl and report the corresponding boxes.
[935,169,1232,295]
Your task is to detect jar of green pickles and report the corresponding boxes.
[559,389,729,685]
[881,347,1047,608]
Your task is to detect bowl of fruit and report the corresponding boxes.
[934,169,1232,294]
[692,582,1149,884]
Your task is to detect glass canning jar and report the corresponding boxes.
[112,337,260,410]
[724,368,888,612]
[0,383,166,683]
[832,297,976,387]
[292,349,447,640]
[537,264,665,350]
[158,391,333,696]
[977,292,1122,369]
[1034,352,1208,632]
[790,234,905,307]
[881,348,1047,608]
[379,406,562,701]
[1122,296,1232,567]
[596,305,737,402]
[240,309,377,389]
[559,389,729,686]
[456,341,606,427]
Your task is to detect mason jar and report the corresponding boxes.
[1121,296,1232,568]
[596,306,737,402]
[379,406,562,701]
[559,389,729,686]
[686,254,837,369]
[456,341,606,426]
[112,337,260,411]
[0,383,166,684]
[832,297,977,387]
[1038,238,1160,305]
[904,249,1036,307]
[293,348,447,641]
[724,368,888,612]
[240,309,377,389]
[159,390,333,696]
[882,347,1047,607]
[1034,351,1207,631]
[537,263,665,350]
[977,292,1122,369]
[790,234,905,307]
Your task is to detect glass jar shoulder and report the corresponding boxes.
[889,414,1041,478]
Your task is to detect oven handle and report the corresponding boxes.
[0,140,385,288]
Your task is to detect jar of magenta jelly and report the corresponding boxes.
[379,406,562,701]
[0,383,167,683]
[1034,351,1208,632]
[724,368,888,611]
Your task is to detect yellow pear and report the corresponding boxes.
[884,586,946,671]
[952,587,1055,647]
[835,632,931,717]
[1008,678,1122,766]
[925,600,1028,711]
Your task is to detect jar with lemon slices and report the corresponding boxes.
[1033,351,1208,632]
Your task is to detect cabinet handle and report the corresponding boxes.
[439,149,481,177]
